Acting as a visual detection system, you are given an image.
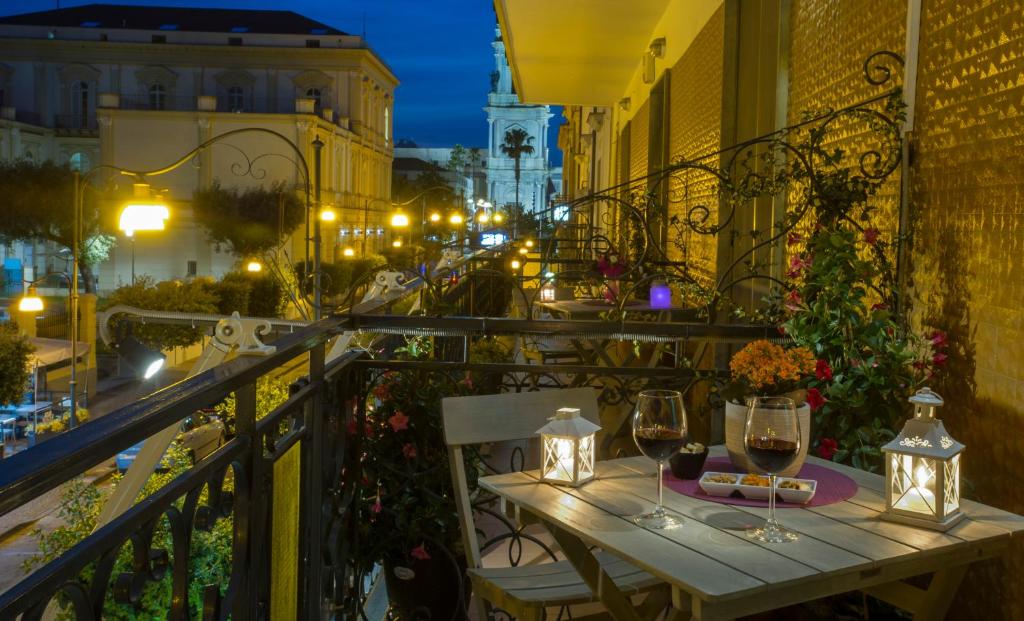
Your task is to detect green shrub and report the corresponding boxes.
[210,272,252,316]
[102,276,219,349]
[0,322,33,406]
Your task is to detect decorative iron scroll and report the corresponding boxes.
[526,51,906,322]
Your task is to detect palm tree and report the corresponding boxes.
[499,128,535,236]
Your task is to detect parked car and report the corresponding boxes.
[115,411,226,473]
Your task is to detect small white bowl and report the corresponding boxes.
[698,471,740,497]
[776,478,817,504]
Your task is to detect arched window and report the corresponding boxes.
[227,86,245,112]
[71,81,89,122]
[148,83,166,110]
[69,152,90,172]
[305,87,322,111]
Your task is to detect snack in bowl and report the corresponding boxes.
[698,471,737,496]
[706,473,737,484]
[669,442,708,480]
[740,474,770,487]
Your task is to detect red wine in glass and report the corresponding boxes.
[746,437,798,473]
[635,428,688,461]
[631,390,687,530]
[744,396,801,543]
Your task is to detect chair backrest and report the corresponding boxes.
[441,387,600,569]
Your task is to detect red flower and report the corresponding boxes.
[863,227,880,245]
[785,290,803,311]
[777,325,787,336]
[787,232,803,246]
[372,498,382,514]
[786,254,813,279]
[932,352,948,366]
[410,543,431,561]
[402,443,417,459]
[815,359,833,381]
[346,419,374,437]
[817,437,839,460]
[806,388,827,412]
[913,360,926,370]
[388,411,409,432]
[930,330,947,348]
[871,302,888,312]
[373,383,391,400]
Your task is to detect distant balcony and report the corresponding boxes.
[54,114,98,131]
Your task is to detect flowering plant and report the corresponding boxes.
[777,165,946,470]
[592,251,628,303]
[726,340,815,401]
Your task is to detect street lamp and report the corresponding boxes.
[342,247,355,258]
[118,183,170,235]
[319,206,337,222]
[390,210,410,228]
[18,286,44,313]
[246,260,263,273]
[449,213,465,226]
[429,212,441,223]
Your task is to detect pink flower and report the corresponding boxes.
[372,498,382,514]
[932,352,948,366]
[863,227,880,245]
[388,411,409,432]
[913,360,926,370]
[806,388,826,412]
[930,330,947,348]
[402,443,417,459]
[815,359,833,381]
[410,543,430,561]
[871,302,888,312]
[786,254,813,279]
[817,437,838,460]
[787,232,803,246]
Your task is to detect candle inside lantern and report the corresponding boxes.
[894,457,936,513]
[650,281,672,309]
[540,283,556,302]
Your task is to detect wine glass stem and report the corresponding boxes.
[767,474,777,528]
[656,460,665,515]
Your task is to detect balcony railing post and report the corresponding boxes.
[299,342,326,619]
[232,381,261,620]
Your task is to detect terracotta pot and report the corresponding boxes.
[724,400,811,477]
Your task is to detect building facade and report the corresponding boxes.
[0,4,396,292]
[483,27,554,215]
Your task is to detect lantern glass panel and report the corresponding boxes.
[891,453,938,516]
[578,435,595,480]
[543,435,576,483]
[944,454,961,516]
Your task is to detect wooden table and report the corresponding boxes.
[479,447,1024,621]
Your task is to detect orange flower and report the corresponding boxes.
[730,340,815,391]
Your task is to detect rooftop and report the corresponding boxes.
[0,3,346,36]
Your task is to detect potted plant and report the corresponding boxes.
[722,340,818,476]
[354,337,475,619]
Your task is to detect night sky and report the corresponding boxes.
[1,0,563,162]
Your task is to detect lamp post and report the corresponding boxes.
[311,136,324,320]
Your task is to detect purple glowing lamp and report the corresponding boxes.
[650,281,672,309]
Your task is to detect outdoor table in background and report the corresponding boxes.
[479,446,1024,621]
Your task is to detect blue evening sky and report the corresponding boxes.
[1,0,563,162]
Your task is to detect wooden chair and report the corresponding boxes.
[442,388,665,620]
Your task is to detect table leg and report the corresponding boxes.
[544,520,645,621]
[912,565,968,621]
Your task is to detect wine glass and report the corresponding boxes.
[632,389,688,529]
[744,396,801,543]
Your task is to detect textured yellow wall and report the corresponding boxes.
[666,5,725,285]
[270,444,301,621]
[909,0,1024,616]
[788,0,906,244]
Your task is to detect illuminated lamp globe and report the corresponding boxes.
[390,211,410,228]
[246,260,263,273]
[18,287,44,313]
[119,184,170,236]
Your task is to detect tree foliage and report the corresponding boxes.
[0,160,115,293]
[102,276,219,349]
[192,181,304,257]
[0,323,34,406]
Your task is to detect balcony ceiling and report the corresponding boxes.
[494,0,671,106]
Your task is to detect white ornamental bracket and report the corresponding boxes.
[215,312,276,356]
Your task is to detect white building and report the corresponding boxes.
[0,3,396,292]
[484,27,555,214]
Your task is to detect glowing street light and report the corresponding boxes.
[477,211,491,224]
[246,260,263,273]
[392,239,403,248]
[449,213,465,226]
[118,184,170,236]
[493,212,505,224]
[390,210,410,228]
[342,247,355,257]
[18,286,44,313]
[429,212,442,223]
[524,239,535,248]
[510,258,522,270]
[320,207,337,222]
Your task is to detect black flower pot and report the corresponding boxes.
[383,551,468,620]
[669,447,709,479]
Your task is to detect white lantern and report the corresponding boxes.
[540,282,556,302]
[881,387,964,531]
[537,408,601,487]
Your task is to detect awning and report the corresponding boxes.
[494,0,720,106]
[29,337,91,369]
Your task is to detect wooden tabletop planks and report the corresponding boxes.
[480,447,1023,608]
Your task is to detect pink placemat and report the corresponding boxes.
[664,456,858,508]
